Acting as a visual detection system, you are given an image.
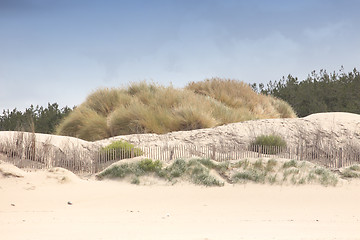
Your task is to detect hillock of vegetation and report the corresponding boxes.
[56,78,296,141]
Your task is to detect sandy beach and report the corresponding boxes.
[1,166,360,240]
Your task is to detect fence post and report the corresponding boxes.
[337,148,343,168]
[212,145,216,160]
[258,145,262,158]
[94,150,98,173]
[131,147,134,158]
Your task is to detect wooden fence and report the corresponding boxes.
[1,141,360,174]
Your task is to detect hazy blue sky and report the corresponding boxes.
[1,0,359,110]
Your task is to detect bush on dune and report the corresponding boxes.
[55,107,111,140]
[186,78,296,119]
[101,140,143,160]
[56,79,296,141]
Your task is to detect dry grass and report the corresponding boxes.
[186,78,296,119]
[56,79,296,141]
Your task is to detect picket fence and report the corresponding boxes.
[1,141,360,174]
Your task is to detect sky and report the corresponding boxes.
[1,0,360,111]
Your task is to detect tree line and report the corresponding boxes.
[252,67,360,117]
[0,103,73,134]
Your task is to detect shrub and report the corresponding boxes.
[138,159,162,173]
[252,134,287,147]
[250,134,287,154]
[101,141,143,160]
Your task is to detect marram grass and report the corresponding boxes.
[56,79,296,141]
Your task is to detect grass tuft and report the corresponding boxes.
[283,160,297,168]
[97,158,342,187]
[97,158,224,186]
[311,167,338,186]
[253,134,287,147]
[100,140,143,160]
[341,165,360,178]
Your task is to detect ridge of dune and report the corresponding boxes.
[98,112,360,149]
[1,112,359,157]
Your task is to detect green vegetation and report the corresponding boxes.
[230,159,339,186]
[265,159,278,172]
[197,158,229,175]
[341,165,360,178]
[97,158,224,186]
[56,79,296,141]
[100,141,143,160]
[258,68,360,117]
[252,134,287,147]
[0,103,73,134]
[96,157,353,187]
[282,159,297,168]
[311,167,338,186]
[97,159,162,180]
[251,134,287,154]
[185,160,224,186]
[232,169,267,183]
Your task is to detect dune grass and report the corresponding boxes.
[340,165,360,178]
[186,78,296,119]
[97,158,224,186]
[96,157,344,187]
[230,159,339,186]
[56,79,296,141]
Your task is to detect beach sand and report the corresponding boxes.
[1,165,360,240]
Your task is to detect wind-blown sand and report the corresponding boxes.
[1,112,360,239]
